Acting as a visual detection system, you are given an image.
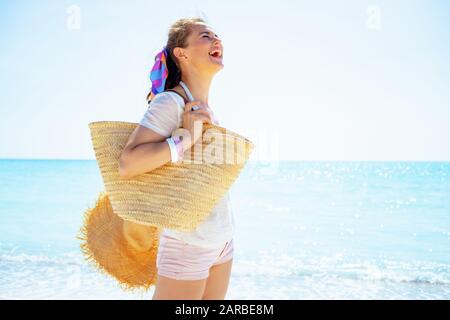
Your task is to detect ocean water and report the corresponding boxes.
[0,159,449,300]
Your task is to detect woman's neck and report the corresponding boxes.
[181,72,213,106]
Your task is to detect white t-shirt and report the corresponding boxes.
[139,91,235,248]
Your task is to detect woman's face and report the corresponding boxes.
[177,23,224,73]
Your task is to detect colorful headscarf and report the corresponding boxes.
[148,46,169,102]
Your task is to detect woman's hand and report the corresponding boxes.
[181,100,214,151]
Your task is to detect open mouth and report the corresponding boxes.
[209,49,223,60]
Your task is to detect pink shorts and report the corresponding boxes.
[156,233,234,280]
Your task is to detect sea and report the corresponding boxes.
[0,160,449,299]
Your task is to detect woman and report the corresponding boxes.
[118,17,234,300]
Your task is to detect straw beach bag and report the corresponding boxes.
[77,119,254,292]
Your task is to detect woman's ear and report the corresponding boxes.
[173,47,187,60]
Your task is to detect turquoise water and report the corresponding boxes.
[0,159,449,299]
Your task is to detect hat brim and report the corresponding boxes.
[77,191,161,293]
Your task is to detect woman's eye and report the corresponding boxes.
[203,35,210,38]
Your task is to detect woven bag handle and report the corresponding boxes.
[165,88,190,106]
[165,86,218,133]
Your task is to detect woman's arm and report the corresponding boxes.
[118,125,174,179]
[119,99,213,180]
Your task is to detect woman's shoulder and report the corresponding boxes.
[167,84,188,101]
[150,90,185,110]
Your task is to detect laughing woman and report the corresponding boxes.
[118,17,234,300]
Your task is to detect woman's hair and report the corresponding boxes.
[146,17,206,103]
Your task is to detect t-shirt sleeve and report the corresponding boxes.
[139,92,181,137]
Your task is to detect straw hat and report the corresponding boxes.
[77,120,254,292]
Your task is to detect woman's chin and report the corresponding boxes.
[203,57,224,73]
[214,62,224,70]
[209,55,224,67]
[207,63,224,74]
[212,61,224,71]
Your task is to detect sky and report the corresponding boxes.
[0,0,449,161]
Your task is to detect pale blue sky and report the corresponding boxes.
[0,0,449,161]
